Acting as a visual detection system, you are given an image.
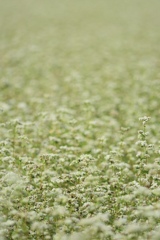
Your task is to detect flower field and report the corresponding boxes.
[1,1,160,239]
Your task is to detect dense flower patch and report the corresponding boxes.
[0,1,160,239]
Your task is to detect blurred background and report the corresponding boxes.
[0,0,160,127]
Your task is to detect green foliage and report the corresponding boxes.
[1,0,160,239]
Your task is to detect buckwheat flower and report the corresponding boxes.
[118,194,134,203]
[2,156,14,163]
[139,116,151,125]
[134,186,151,196]
[113,233,124,240]
[152,188,160,196]
[149,168,159,175]
[136,151,142,157]
[114,217,127,227]
[0,147,11,156]
[105,155,111,161]
[2,172,20,185]
[17,102,27,110]
[0,102,10,112]
[124,222,146,234]
[31,221,48,232]
[27,211,37,221]
[92,222,113,235]
[3,220,15,227]
[54,232,69,240]
[136,140,147,147]
[79,212,110,225]
[69,232,85,240]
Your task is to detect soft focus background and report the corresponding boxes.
[1,1,160,240]
[1,0,160,125]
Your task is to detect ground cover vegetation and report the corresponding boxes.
[0,0,160,239]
